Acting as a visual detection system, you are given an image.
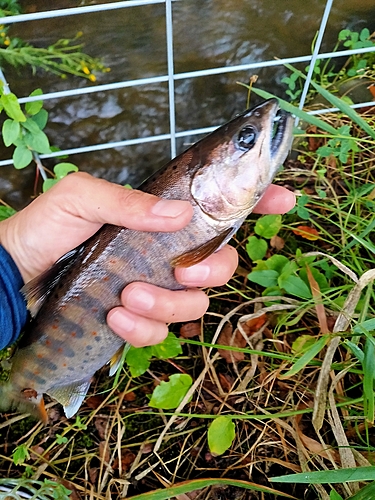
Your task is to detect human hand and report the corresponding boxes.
[0,173,295,347]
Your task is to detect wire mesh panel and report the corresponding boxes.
[0,0,374,205]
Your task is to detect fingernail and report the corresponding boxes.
[125,287,155,312]
[151,199,190,218]
[179,263,210,286]
[108,309,136,333]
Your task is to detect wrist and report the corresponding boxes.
[0,216,30,284]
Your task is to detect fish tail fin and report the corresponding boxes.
[0,382,48,423]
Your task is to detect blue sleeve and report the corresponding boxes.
[0,245,28,349]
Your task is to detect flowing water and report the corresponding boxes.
[0,0,375,208]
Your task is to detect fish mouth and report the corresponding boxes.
[269,105,293,166]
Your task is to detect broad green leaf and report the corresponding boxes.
[353,318,375,334]
[271,466,375,484]
[265,255,289,274]
[25,88,43,115]
[126,346,152,377]
[54,162,78,179]
[12,444,30,465]
[278,260,298,281]
[31,108,48,129]
[255,214,282,239]
[42,179,58,192]
[2,119,20,146]
[245,236,268,261]
[248,270,279,288]
[299,267,329,291]
[24,129,51,154]
[13,144,32,169]
[279,275,312,299]
[0,205,16,221]
[149,373,192,409]
[282,335,328,378]
[208,416,235,456]
[1,92,26,122]
[291,334,316,354]
[344,340,364,364]
[347,481,375,500]
[330,490,344,500]
[22,117,42,134]
[151,332,182,360]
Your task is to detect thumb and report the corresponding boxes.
[51,172,193,232]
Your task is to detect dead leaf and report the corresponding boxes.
[98,441,110,464]
[240,314,267,336]
[113,449,136,471]
[306,264,329,334]
[270,235,285,250]
[299,432,340,462]
[94,417,108,440]
[141,442,154,454]
[306,126,324,152]
[88,467,99,484]
[30,445,45,461]
[218,372,233,392]
[292,225,319,241]
[217,323,245,363]
[86,395,105,409]
[180,322,201,338]
[123,391,136,401]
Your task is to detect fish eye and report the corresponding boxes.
[237,126,257,151]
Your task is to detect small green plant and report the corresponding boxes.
[281,28,375,103]
[126,332,182,377]
[208,416,235,456]
[149,373,193,409]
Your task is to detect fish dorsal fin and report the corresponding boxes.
[47,378,92,419]
[171,228,234,268]
[21,247,82,317]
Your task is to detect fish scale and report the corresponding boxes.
[1,99,294,421]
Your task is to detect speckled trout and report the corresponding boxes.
[1,99,293,421]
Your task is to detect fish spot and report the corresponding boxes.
[92,307,99,313]
[94,336,101,342]
[52,324,58,330]
[62,363,67,367]
[57,348,63,353]
[44,360,58,372]
[45,340,52,346]
[86,345,93,351]
[37,354,43,359]
[68,367,75,372]
[91,331,97,336]
[172,164,178,170]
[103,276,109,282]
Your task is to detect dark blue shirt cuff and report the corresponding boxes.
[0,245,28,349]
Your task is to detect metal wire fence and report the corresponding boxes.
[0,0,374,168]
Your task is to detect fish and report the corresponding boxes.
[1,98,293,422]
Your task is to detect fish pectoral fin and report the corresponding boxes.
[47,378,92,419]
[171,227,234,268]
[21,247,83,317]
[109,342,131,377]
